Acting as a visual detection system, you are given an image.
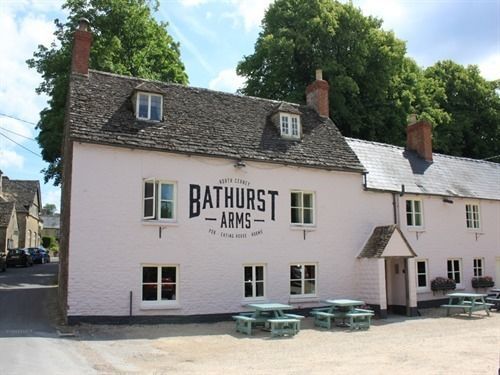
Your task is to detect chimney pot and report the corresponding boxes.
[78,18,90,31]
[306,69,329,117]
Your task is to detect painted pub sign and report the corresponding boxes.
[189,178,278,239]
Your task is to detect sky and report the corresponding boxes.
[0,0,499,212]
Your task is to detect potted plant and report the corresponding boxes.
[471,276,494,288]
[431,277,456,293]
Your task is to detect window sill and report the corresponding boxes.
[140,302,181,310]
[288,296,319,303]
[141,220,179,227]
[406,226,425,232]
[289,225,316,231]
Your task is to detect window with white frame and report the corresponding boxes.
[290,264,316,296]
[473,258,484,277]
[406,199,423,227]
[136,92,162,121]
[243,265,265,299]
[280,114,300,139]
[465,204,480,229]
[291,191,314,225]
[447,258,462,285]
[416,259,428,289]
[143,180,176,221]
[142,265,178,303]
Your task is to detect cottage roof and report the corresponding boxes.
[41,214,60,229]
[1,178,41,212]
[358,225,417,258]
[346,138,500,201]
[67,70,364,173]
[0,202,15,227]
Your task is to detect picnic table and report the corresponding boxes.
[486,288,500,311]
[232,303,304,337]
[441,292,492,317]
[311,299,374,330]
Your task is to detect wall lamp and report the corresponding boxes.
[234,159,246,168]
[442,198,454,204]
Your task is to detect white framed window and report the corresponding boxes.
[280,114,301,139]
[416,259,429,290]
[290,191,315,225]
[447,258,462,287]
[406,199,423,228]
[136,92,163,121]
[290,263,316,296]
[473,258,484,277]
[142,265,178,304]
[143,179,176,221]
[465,203,480,229]
[243,264,265,299]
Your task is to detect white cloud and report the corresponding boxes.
[477,53,500,81]
[222,0,274,32]
[0,149,24,169]
[354,0,408,31]
[179,0,208,6]
[209,68,245,93]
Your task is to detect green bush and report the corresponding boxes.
[42,236,53,249]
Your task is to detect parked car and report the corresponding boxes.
[6,248,33,267]
[0,252,6,272]
[28,247,50,264]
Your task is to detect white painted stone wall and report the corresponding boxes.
[67,143,393,317]
[397,193,500,301]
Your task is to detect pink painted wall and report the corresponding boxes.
[67,143,393,316]
[397,193,500,299]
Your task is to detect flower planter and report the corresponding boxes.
[431,277,456,293]
[471,277,494,289]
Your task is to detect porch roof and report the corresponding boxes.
[358,225,417,258]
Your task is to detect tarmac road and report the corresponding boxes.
[0,259,97,374]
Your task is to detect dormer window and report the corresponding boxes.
[136,92,162,121]
[280,114,301,139]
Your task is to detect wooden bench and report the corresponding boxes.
[311,310,337,329]
[232,315,256,335]
[486,297,500,311]
[267,318,300,337]
[345,311,374,330]
[441,303,493,317]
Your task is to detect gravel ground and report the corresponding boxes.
[64,308,499,374]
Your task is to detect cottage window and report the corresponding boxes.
[280,114,300,139]
[142,265,178,303]
[465,204,480,229]
[143,179,176,221]
[406,199,423,228]
[290,264,316,296]
[136,93,162,121]
[447,258,462,286]
[290,191,314,225]
[243,265,265,299]
[416,260,428,290]
[473,258,484,277]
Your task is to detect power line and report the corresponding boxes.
[0,125,37,141]
[482,155,500,161]
[0,131,42,159]
[0,112,37,126]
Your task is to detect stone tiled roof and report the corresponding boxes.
[0,202,15,227]
[358,225,416,258]
[346,138,500,201]
[67,70,364,172]
[1,178,40,212]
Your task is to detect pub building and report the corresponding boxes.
[60,20,500,323]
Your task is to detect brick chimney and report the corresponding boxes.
[306,69,329,117]
[407,116,433,162]
[71,18,92,75]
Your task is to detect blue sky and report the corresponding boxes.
[0,0,499,211]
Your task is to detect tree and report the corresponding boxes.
[41,203,57,215]
[424,61,500,160]
[237,0,414,144]
[28,0,188,185]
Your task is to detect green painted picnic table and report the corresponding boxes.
[442,292,492,317]
[324,299,365,326]
[311,299,373,330]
